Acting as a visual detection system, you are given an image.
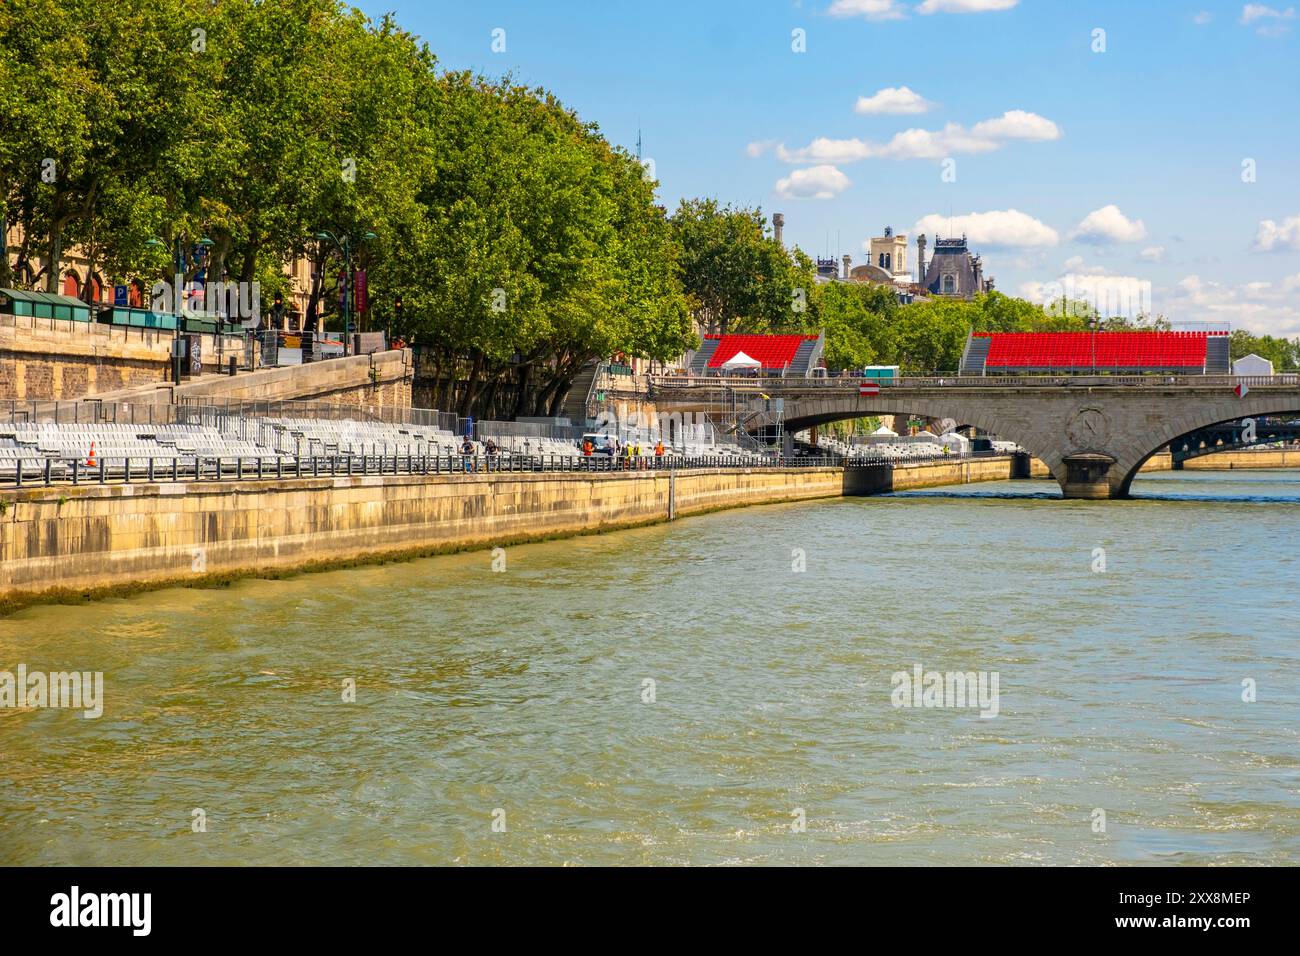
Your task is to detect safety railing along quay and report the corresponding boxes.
[1,448,1009,489]
[650,373,1300,390]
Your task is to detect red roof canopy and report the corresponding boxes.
[706,334,818,369]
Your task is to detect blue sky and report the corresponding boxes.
[358,0,1300,335]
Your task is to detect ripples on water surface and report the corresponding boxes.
[2,469,1297,865]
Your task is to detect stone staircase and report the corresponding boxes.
[560,361,602,425]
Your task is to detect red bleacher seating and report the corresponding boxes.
[705,334,819,370]
[974,331,1220,371]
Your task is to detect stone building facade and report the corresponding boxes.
[915,234,993,299]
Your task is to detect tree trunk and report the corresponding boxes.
[532,367,564,417]
[548,382,573,418]
[46,227,63,293]
[511,361,533,419]
[0,207,10,289]
[457,350,484,416]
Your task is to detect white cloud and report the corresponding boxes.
[873,123,1003,159]
[777,137,877,164]
[1139,245,1166,262]
[1170,272,1300,336]
[917,0,1018,12]
[1240,4,1296,34]
[1240,3,1296,23]
[854,86,937,115]
[1063,255,1109,275]
[969,109,1061,140]
[1193,11,1212,24]
[1254,215,1300,251]
[913,209,1059,248]
[746,139,777,158]
[1071,204,1149,243]
[774,164,851,200]
[774,110,1060,163]
[827,0,906,20]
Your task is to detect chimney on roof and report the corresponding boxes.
[772,212,785,250]
[916,233,927,284]
[841,254,851,280]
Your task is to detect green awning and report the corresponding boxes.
[0,288,90,308]
[0,287,93,321]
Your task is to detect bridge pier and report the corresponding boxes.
[1010,452,1033,480]
[1061,453,1117,499]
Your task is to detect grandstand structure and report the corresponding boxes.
[0,400,775,485]
[689,333,824,377]
[960,330,1231,376]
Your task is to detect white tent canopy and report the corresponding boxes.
[872,425,898,437]
[1233,353,1274,376]
[721,351,762,369]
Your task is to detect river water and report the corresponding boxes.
[2,469,1297,866]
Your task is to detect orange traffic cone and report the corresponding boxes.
[86,442,97,468]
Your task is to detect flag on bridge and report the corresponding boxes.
[859,382,880,396]
[1234,382,1250,398]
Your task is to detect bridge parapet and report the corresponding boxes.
[651,373,1299,392]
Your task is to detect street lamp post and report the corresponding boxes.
[148,235,213,383]
[315,230,376,357]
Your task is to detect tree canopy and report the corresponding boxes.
[0,0,695,416]
[4,0,1292,422]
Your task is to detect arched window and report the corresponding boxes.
[884,253,891,271]
[942,274,956,295]
[61,271,80,297]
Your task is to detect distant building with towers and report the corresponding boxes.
[840,226,922,303]
[768,214,993,303]
[915,233,993,299]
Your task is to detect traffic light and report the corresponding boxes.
[394,294,403,322]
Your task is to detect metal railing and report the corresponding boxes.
[2,397,462,433]
[474,419,588,441]
[175,396,458,431]
[1,447,1011,489]
[651,373,1300,390]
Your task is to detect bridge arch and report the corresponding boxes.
[1118,404,1300,496]
[778,396,1072,489]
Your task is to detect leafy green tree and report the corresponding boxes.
[669,199,810,335]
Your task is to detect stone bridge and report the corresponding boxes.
[650,375,1300,498]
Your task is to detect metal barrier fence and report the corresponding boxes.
[176,396,461,433]
[474,419,588,441]
[3,397,463,434]
[651,373,1300,390]
[1,448,1007,489]
[2,399,177,426]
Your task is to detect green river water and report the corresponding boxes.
[2,469,1297,865]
